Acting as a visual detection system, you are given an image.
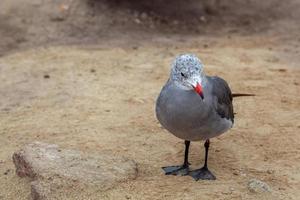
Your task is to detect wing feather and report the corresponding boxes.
[208,76,234,123]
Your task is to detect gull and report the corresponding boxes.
[156,54,253,180]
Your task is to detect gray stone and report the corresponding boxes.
[248,178,272,193]
[13,142,138,199]
[31,181,51,200]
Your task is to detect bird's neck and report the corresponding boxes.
[201,75,208,88]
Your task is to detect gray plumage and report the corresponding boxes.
[156,54,234,141]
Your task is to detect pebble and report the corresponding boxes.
[134,18,141,24]
[248,179,271,193]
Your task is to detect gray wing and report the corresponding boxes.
[207,76,234,123]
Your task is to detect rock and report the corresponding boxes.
[199,16,207,23]
[13,142,138,199]
[248,179,271,193]
[134,18,141,24]
[31,181,51,200]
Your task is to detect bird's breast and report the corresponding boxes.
[156,85,211,138]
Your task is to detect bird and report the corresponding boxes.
[155,54,254,180]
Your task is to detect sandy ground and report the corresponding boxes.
[0,0,300,199]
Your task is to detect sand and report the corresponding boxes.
[0,0,299,199]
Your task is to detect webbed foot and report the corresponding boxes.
[189,166,216,180]
[162,164,189,176]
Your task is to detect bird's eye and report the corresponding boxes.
[181,72,185,77]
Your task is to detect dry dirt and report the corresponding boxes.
[0,0,300,199]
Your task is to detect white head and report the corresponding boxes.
[170,54,206,99]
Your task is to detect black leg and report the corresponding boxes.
[189,139,216,180]
[162,140,191,176]
[183,140,190,166]
[203,139,209,168]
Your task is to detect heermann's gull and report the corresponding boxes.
[156,54,253,180]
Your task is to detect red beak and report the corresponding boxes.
[193,83,204,99]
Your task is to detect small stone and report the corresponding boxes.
[221,191,230,195]
[90,69,96,73]
[134,18,141,24]
[199,16,207,22]
[248,179,271,193]
[43,74,50,79]
[233,171,239,176]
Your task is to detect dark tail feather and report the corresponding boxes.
[232,93,255,98]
